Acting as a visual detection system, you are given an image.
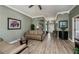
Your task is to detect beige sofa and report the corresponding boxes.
[25,30,45,41]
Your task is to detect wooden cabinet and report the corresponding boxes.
[59,31,68,40]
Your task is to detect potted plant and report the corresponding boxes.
[31,24,35,30]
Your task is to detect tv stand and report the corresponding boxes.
[59,31,68,40]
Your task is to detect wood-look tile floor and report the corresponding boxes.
[21,33,74,54]
[0,41,20,53]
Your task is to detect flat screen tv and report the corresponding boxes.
[59,20,68,29]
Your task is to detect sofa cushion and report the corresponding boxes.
[25,30,45,41]
[29,30,35,34]
[29,30,43,35]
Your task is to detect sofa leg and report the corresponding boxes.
[26,40,28,45]
[20,40,23,45]
[41,39,43,41]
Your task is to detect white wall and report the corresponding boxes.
[48,23,54,33]
[0,6,32,43]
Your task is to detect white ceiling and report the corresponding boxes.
[6,5,73,18]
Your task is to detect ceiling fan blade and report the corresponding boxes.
[29,5,34,8]
[38,5,42,10]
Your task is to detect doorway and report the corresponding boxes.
[72,15,79,42]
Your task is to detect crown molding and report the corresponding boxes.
[68,5,77,13]
[55,5,76,21]
[55,11,69,21]
[57,5,76,15]
[32,15,45,18]
[4,5,47,19]
[4,5,76,21]
[4,5,32,18]
[57,11,69,15]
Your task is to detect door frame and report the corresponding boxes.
[72,17,75,42]
[72,15,79,42]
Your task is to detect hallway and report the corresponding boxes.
[21,33,74,54]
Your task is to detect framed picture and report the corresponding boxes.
[8,18,21,30]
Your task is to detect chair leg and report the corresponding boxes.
[20,40,23,45]
[26,40,28,45]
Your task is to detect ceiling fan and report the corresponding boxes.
[28,5,42,10]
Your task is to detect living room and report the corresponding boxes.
[0,5,79,54]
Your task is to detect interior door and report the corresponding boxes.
[75,17,79,40]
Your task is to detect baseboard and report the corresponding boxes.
[9,39,21,44]
[69,38,74,42]
[69,38,72,42]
